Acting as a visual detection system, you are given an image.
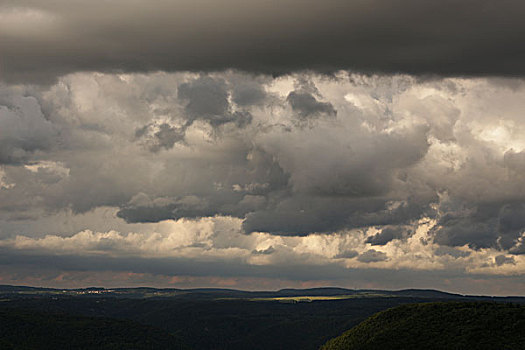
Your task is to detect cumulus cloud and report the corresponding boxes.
[4,218,230,258]
[1,72,525,248]
[178,77,231,126]
[2,0,525,294]
[231,79,267,107]
[2,0,525,83]
[365,226,413,246]
[0,91,57,164]
[334,249,359,259]
[1,211,524,294]
[287,91,336,119]
[135,123,186,152]
[252,246,276,255]
[357,249,388,263]
[495,255,515,266]
[176,76,253,130]
[0,70,525,292]
[433,246,471,259]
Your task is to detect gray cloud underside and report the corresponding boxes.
[2,0,525,83]
[0,247,515,290]
[365,226,413,246]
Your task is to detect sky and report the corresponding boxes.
[1,0,525,296]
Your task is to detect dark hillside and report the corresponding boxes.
[321,302,525,350]
[2,287,524,350]
[0,308,187,350]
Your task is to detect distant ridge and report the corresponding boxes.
[1,284,524,300]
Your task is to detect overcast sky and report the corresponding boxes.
[1,0,525,295]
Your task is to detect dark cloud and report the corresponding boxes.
[433,216,496,250]
[434,246,471,259]
[242,196,431,236]
[494,255,515,266]
[120,122,436,234]
[287,91,336,119]
[152,124,185,150]
[504,150,525,174]
[116,148,289,224]
[509,242,525,255]
[0,94,57,164]
[0,247,474,286]
[118,195,225,223]
[366,226,412,246]
[178,77,230,120]
[133,76,254,152]
[432,202,525,252]
[334,250,359,259]
[178,76,252,128]
[117,205,177,224]
[3,0,525,83]
[232,81,267,107]
[357,249,388,263]
[135,123,186,152]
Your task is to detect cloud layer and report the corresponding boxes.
[2,0,525,83]
[0,70,524,293]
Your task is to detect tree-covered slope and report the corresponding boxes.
[321,302,525,350]
[0,308,188,350]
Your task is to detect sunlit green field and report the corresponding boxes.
[219,292,394,303]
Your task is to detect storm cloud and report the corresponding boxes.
[365,226,413,246]
[3,0,525,83]
[1,0,525,293]
[0,92,57,164]
[0,72,523,256]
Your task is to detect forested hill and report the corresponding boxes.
[321,302,525,350]
[2,286,525,350]
[0,308,188,350]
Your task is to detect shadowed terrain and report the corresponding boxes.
[0,308,187,350]
[321,302,525,350]
[1,286,524,349]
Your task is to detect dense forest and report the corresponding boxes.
[1,297,412,350]
[321,302,525,350]
[0,308,187,350]
[1,286,524,350]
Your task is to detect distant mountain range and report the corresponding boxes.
[1,284,523,301]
